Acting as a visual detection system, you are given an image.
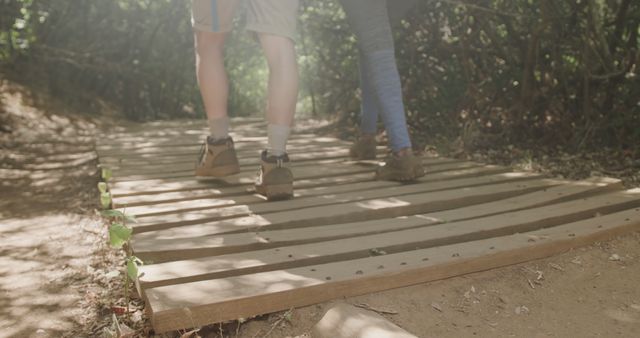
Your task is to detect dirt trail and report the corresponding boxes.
[232,234,640,338]
[1,81,639,338]
[0,82,120,338]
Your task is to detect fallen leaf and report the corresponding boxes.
[111,306,127,315]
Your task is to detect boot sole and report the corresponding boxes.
[195,163,241,177]
[255,183,294,201]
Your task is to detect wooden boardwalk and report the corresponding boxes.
[96,119,640,333]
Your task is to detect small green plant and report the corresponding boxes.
[101,167,113,181]
[101,207,142,317]
[98,169,112,209]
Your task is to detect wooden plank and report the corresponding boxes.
[118,163,509,217]
[96,135,350,157]
[101,148,362,174]
[110,162,489,208]
[103,145,373,175]
[110,156,365,183]
[98,141,353,165]
[427,176,623,222]
[96,132,332,156]
[107,157,468,197]
[130,171,541,233]
[111,172,373,208]
[136,186,638,279]
[144,204,640,332]
[107,148,391,182]
[107,161,377,197]
[131,177,554,237]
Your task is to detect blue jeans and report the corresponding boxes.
[341,0,413,152]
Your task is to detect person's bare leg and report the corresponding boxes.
[194,30,230,139]
[193,29,240,177]
[258,33,298,156]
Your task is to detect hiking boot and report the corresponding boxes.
[254,150,294,200]
[195,136,240,177]
[349,136,377,160]
[375,151,426,182]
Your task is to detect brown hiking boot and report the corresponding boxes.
[254,150,294,200]
[375,151,426,182]
[195,136,240,177]
[349,136,377,160]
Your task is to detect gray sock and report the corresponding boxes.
[267,124,291,156]
[208,116,229,140]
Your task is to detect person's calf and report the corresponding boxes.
[259,33,298,127]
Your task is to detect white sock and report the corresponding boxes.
[207,116,229,140]
[267,123,291,156]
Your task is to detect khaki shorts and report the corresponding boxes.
[191,0,299,41]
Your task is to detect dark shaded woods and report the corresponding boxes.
[1,0,638,152]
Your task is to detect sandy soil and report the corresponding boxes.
[0,81,131,338]
[1,81,639,338]
[228,233,640,338]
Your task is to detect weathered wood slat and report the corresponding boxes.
[97,121,638,334]
[107,157,470,197]
[137,180,629,286]
[110,156,369,183]
[131,170,537,226]
[98,142,356,166]
[96,133,335,157]
[112,172,374,208]
[97,136,351,157]
[131,177,553,238]
[119,164,510,217]
[111,163,498,208]
[106,147,382,177]
[108,161,376,197]
[144,205,640,332]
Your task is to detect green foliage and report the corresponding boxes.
[97,182,108,193]
[108,222,132,249]
[1,0,639,151]
[101,209,137,223]
[100,192,112,209]
[96,183,141,315]
[101,168,112,182]
[126,256,142,281]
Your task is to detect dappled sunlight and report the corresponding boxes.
[0,214,102,337]
[495,171,537,178]
[604,309,639,324]
[139,258,251,285]
[136,214,272,240]
[149,270,321,310]
[356,197,411,210]
[414,214,445,223]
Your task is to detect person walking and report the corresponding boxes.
[341,0,425,181]
[191,0,300,200]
